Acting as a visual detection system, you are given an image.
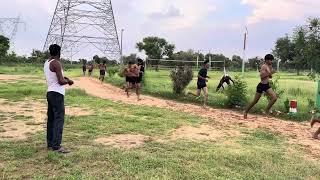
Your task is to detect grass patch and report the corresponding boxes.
[0,67,319,179]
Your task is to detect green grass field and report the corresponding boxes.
[0,65,316,121]
[0,65,319,179]
[104,69,316,121]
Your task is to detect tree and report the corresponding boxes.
[273,35,295,65]
[28,49,50,63]
[0,35,10,57]
[93,55,101,64]
[136,37,175,59]
[122,54,137,64]
[247,57,263,70]
[292,27,308,75]
[230,55,243,69]
[305,18,320,72]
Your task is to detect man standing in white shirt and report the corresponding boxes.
[44,44,74,153]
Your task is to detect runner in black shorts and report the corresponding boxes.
[136,58,144,101]
[99,61,107,83]
[244,54,278,119]
[88,63,94,77]
[82,62,87,76]
[124,61,139,100]
[188,60,210,107]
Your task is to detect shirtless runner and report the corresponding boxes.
[244,54,278,119]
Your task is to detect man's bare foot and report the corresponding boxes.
[312,135,319,140]
[311,117,316,128]
[243,113,248,119]
[203,105,208,109]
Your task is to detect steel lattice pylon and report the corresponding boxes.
[0,16,26,47]
[43,0,121,61]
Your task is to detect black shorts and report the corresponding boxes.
[256,83,271,93]
[89,70,93,73]
[127,77,137,84]
[137,75,143,83]
[100,70,105,76]
[82,67,86,72]
[197,83,207,90]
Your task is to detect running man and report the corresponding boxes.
[44,44,74,154]
[99,61,107,83]
[88,63,94,77]
[244,54,278,119]
[124,61,140,100]
[136,58,145,100]
[216,74,234,91]
[311,112,320,139]
[188,60,210,107]
[82,61,87,76]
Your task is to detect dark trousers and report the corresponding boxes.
[46,91,65,150]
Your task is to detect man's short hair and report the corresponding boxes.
[204,60,209,65]
[49,44,61,56]
[128,61,134,65]
[265,54,274,61]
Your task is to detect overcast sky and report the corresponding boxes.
[1,0,320,59]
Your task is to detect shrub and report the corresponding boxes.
[225,75,248,108]
[170,66,193,94]
[307,72,317,81]
[283,98,290,113]
[268,75,284,99]
[108,66,119,77]
[308,98,315,111]
[118,65,126,77]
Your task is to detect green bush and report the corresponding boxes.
[284,98,290,113]
[225,75,248,108]
[170,66,193,94]
[118,65,126,77]
[269,75,284,98]
[108,66,119,77]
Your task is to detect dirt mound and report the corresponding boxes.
[95,134,149,149]
[73,77,320,157]
[171,125,241,141]
[0,98,94,140]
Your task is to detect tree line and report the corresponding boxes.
[273,18,320,74]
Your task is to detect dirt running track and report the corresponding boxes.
[73,77,320,158]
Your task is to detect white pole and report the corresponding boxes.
[120,29,124,64]
[196,51,199,70]
[242,27,248,76]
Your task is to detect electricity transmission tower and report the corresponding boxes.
[43,0,121,61]
[0,16,26,46]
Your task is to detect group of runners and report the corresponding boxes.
[82,61,107,83]
[44,44,320,155]
[81,54,320,139]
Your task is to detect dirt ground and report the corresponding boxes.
[0,98,94,140]
[72,77,320,156]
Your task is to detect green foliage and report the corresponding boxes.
[269,75,284,98]
[225,75,248,108]
[118,65,126,77]
[284,98,290,113]
[108,66,119,77]
[170,66,193,94]
[136,36,175,59]
[273,17,320,73]
[307,72,317,81]
[0,35,10,57]
[308,98,315,110]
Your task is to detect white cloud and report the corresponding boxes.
[130,0,216,30]
[242,0,320,24]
